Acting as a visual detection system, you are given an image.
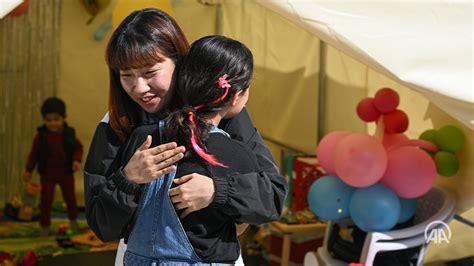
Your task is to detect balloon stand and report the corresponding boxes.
[308,87,463,264]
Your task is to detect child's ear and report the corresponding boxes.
[230,90,244,106]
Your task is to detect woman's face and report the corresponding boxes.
[119,56,176,114]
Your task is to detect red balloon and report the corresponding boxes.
[8,0,29,17]
[384,109,409,133]
[334,133,387,187]
[374,87,399,113]
[380,146,436,198]
[316,131,351,174]
[383,133,409,150]
[356,97,381,122]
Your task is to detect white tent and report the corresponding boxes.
[258,0,473,129]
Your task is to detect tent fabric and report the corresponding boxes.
[0,0,23,18]
[221,0,320,154]
[257,0,474,129]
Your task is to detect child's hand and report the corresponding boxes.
[72,161,81,172]
[23,172,32,182]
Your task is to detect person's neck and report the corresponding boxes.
[205,114,222,127]
[204,109,227,127]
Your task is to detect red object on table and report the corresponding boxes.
[291,156,325,211]
[22,250,37,266]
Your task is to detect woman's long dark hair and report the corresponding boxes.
[106,8,189,141]
[165,35,253,167]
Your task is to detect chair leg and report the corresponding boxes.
[361,247,379,266]
[360,234,377,266]
[416,241,430,266]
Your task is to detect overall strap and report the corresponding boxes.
[159,120,166,140]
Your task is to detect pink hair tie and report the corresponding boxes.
[193,74,231,110]
[218,74,231,89]
[210,74,230,105]
[187,111,228,168]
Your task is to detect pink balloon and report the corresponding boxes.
[383,133,409,150]
[387,139,439,153]
[316,131,351,174]
[334,133,388,187]
[380,146,437,198]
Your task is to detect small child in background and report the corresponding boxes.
[23,97,83,236]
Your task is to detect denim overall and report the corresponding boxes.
[124,121,233,266]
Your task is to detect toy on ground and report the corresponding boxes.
[19,181,41,221]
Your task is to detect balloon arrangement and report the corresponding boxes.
[309,87,465,232]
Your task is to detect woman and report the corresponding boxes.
[84,7,287,258]
[124,35,269,264]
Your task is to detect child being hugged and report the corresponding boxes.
[123,35,264,264]
[23,97,83,236]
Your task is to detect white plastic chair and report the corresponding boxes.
[310,186,455,266]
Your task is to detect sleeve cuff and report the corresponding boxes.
[109,168,141,195]
[209,176,229,208]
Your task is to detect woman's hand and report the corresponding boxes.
[169,173,215,218]
[123,135,185,184]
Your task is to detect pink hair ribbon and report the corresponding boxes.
[210,74,230,105]
[188,111,228,168]
[193,74,231,110]
[218,74,231,89]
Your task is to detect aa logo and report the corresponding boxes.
[424,221,451,244]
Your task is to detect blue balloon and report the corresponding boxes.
[350,184,400,232]
[398,197,418,223]
[308,175,356,220]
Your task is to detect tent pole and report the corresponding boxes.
[317,41,327,143]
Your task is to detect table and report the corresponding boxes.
[270,221,326,266]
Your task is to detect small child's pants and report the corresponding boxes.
[39,175,78,227]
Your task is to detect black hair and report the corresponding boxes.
[165,35,253,166]
[41,97,66,117]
